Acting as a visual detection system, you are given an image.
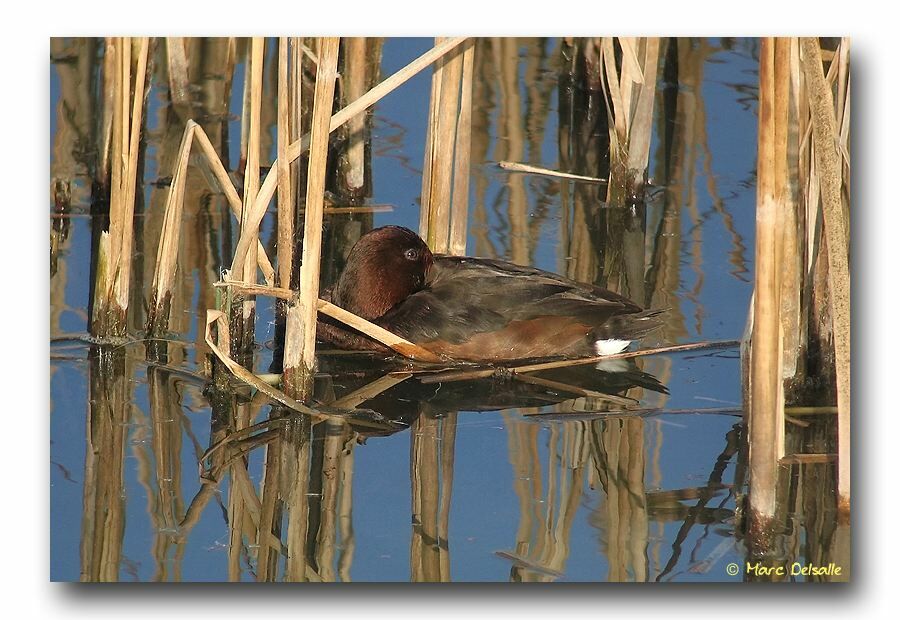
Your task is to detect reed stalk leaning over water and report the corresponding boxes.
[799,37,850,517]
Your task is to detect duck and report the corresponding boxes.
[316,226,662,363]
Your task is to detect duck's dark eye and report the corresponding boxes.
[404,248,419,261]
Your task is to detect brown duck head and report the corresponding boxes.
[332,226,434,320]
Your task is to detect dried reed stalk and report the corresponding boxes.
[211,280,441,362]
[277,37,293,289]
[800,37,851,516]
[626,38,660,176]
[597,37,661,203]
[92,37,150,338]
[448,40,475,256]
[147,121,197,334]
[281,418,312,581]
[427,58,460,245]
[230,37,265,358]
[247,37,468,234]
[165,37,190,109]
[284,37,341,400]
[780,39,803,382]
[205,309,327,422]
[748,37,790,538]
[96,38,115,192]
[343,37,368,194]
[317,300,441,362]
[421,37,470,252]
[192,124,274,282]
[80,347,129,581]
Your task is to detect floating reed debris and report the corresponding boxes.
[498,160,607,184]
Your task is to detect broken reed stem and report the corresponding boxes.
[748,37,789,535]
[448,40,475,256]
[498,161,607,184]
[800,37,851,516]
[626,37,660,178]
[276,37,293,289]
[227,37,469,288]
[598,37,660,202]
[245,37,469,246]
[316,300,442,363]
[192,124,274,283]
[146,117,279,336]
[147,120,197,334]
[92,37,149,337]
[205,310,329,422]
[285,37,341,400]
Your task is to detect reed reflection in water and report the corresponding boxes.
[50,37,844,582]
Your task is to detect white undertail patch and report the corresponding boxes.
[593,338,631,356]
[593,339,631,373]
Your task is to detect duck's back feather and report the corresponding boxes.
[373,256,659,361]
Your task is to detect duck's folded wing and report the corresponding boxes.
[375,289,510,345]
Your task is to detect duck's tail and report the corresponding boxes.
[594,308,666,346]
